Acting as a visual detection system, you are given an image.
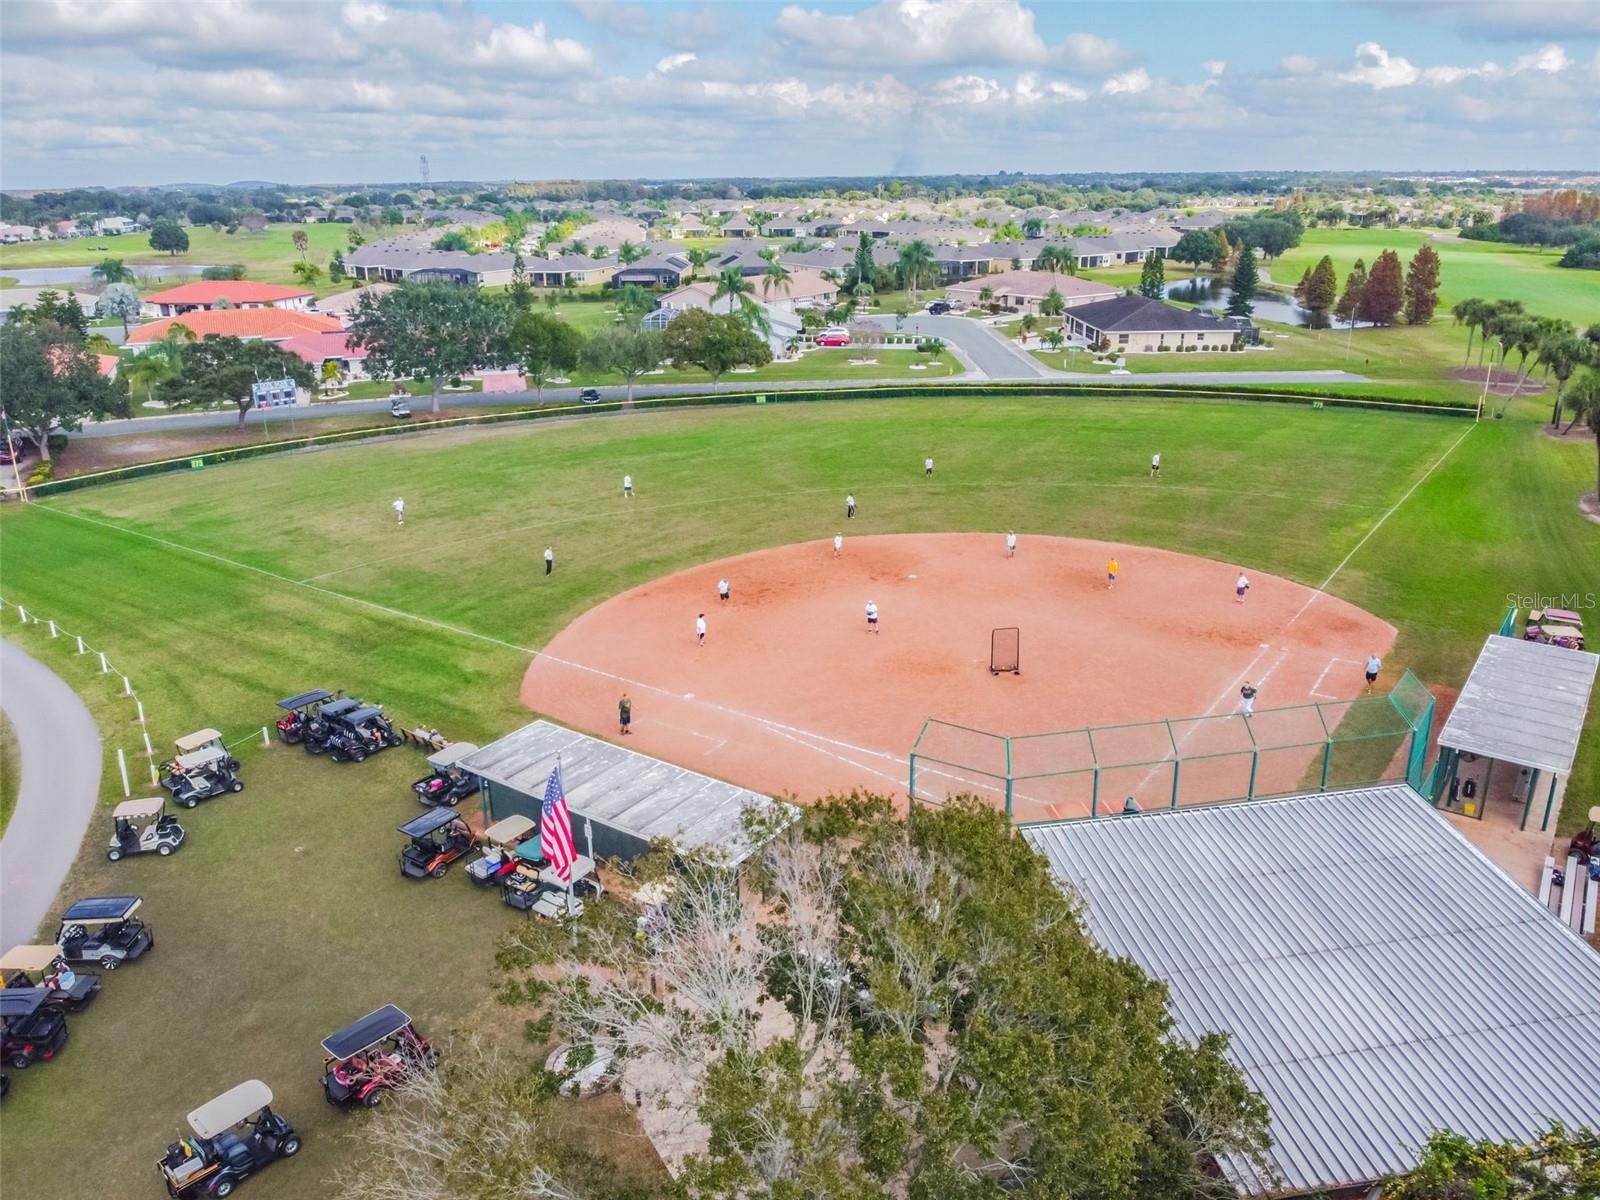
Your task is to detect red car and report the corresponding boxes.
[815,330,851,347]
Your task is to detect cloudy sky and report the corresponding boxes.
[2,0,1598,188]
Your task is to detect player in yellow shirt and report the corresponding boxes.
[1106,557,1119,589]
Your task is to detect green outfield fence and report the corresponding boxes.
[24,380,1473,498]
[909,670,1436,823]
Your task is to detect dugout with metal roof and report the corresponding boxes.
[1432,634,1599,831]
[461,720,795,867]
[1022,785,1600,1198]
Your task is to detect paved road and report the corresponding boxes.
[868,313,1052,378]
[1,640,102,953]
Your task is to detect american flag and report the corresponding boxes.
[540,763,577,883]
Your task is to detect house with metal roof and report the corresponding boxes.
[461,720,797,867]
[1022,785,1600,1198]
[1065,295,1252,353]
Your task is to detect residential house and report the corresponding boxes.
[521,253,616,288]
[664,212,711,238]
[711,245,779,277]
[1062,295,1249,353]
[278,331,371,381]
[94,216,138,236]
[753,268,839,312]
[612,251,694,290]
[720,214,757,238]
[141,280,315,317]
[1066,228,1182,268]
[124,308,343,350]
[579,217,648,250]
[345,241,519,287]
[763,218,811,239]
[311,282,395,319]
[0,223,37,243]
[945,270,1120,315]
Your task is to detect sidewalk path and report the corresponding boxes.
[0,640,101,952]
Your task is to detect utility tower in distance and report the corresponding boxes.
[419,155,430,187]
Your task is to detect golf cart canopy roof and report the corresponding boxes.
[113,797,166,820]
[0,945,64,973]
[61,895,142,925]
[321,1005,413,1061]
[398,808,465,839]
[0,987,49,1021]
[346,705,385,724]
[318,697,360,719]
[277,689,333,711]
[188,1079,274,1139]
[175,746,228,772]
[427,742,480,771]
[482,814,536,846]
[174,728,223,752]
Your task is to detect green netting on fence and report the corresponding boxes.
[909,671,1436,822]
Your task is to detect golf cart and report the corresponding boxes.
[56,895,153,971]
[174,728,239,772]
[275,689,333,745]
[300,696,360,754]
[158,1079,300,1198]
[500,842,602,917]
[320,1005,437,1110]
[161,747,244,808]
[326,704,403,763]
[109,796,186,860]
[390,394,412,419]
[0,945,101,1012]
[412,741,480,807]
[397,809,474,879]
[465,814,536,886]
[0,988,68,1071]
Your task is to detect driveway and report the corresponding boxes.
[1,640,102,952]
[865,313,1051,379]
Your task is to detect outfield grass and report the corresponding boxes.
[2,392,1597,1197]
[0,711,18,837]
[1271,227,1598,328]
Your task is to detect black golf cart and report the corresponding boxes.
[161,747,244,808]
[159,1079,300,1198]
[412,741,480,807]
[328,705,404,762]
[1,988,69,1070]
[275,689,333,745]
[320,1005,437,1110]
[108,795,186,859]
[56,895,153,971]
[397,809,475,879]
[300,697,360,755]
[0,945,101,1012]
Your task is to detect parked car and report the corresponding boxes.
[815,329,851,347]
[390,396,411,419]
[925,301,952,315]
[158,1080,300,1198]
[578,388,601,404]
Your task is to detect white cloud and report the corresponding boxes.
[1056,33,1124,72]
[1338,43,1419,89]
[1202,60,1227,78]
[1280,54,1318,76]
[654,52,697,74]
[1511,43,1570,74]
[1102,67,1151,96]
[469,21,594,75]
[341,2,390,30]
[1014,72,1088,105]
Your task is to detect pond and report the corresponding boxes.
[0,264,216,286]
[1163,275,1351,329]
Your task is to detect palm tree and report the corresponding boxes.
[1451,298,1488,366]
[1536,330,1592,427]
[1034,245,1073,275]
[713,265,753,315]
[1561,368,1600,500]
[93,258,132,284]
[1480,300,1525,367]
[1508,319,1545,395]
[759,249,792,301]
[1019,313,1038,344]
[894,240,936,303]
[617,241,645,265]
[123,332,187,405]
[566,239,589,258]
[686,247,711,282]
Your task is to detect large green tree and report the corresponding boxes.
[509,311,584,400]
[1452,298,1491,365]
[1302,255,1339,328]
[1138,254,1166,300]
[1335,258,1368,326]
[347,282,508,414]
[1384,1122,1600,1200]
[0,321,130,463]
[148,219,188,255]
[1537,328,1593,426]
[529,797,1270,1200]
[699,311,772,382]
[1402,243,1442,325]
[92,257,133,284]
[154,334,313,426]
[1357,249,1404,326]
[1170,230,1218,273]
[1226,246,1258,317]
[579,327,665,403]
[97,282,143,335]
[894,239,937,301]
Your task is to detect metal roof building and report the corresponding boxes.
[462,720,794,867]
[1433,635,1598,831]
[1022,785,1600,1197]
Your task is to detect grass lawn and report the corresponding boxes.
[0,223,415,296]
[0,711,18,836]
[2,393,1597,1196]
[1269,228,1599,327]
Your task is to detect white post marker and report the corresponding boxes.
[98,651,109,673]
[149,763,160,786]
[116,748,131,797]
[261,725,271,748]
[136,699,147,725]
[76,635,85,655]
[121,675,133,696]
[142,730,155,758]
[17,606,27,624]
[48,621,57,638]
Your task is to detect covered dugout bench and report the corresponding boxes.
[460,720,795,867]
[1432,635,1599,832]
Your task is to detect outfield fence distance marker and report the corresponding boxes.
[136,699,146,725]
[116,748,131,797]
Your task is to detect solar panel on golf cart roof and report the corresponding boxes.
[60,895,140,922]
[321,1005,412,1060]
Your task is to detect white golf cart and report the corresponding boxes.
[173,728,239,771]
[108,796,186,861]
[158,1079,300,1198]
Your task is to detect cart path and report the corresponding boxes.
[0,640,102,952]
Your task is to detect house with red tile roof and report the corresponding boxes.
[140,281,314,318]
[125,308,341,350]
[277,331,371,381]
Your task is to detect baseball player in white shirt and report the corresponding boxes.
[623,474,633,498]
[696,613,707,646]
[865,600,879,633]
[392,497,405,526]
[1005,530,1017,557]
[545,546,555,576]
[717,578,730,603]
[833,532,843,558]
[1235,573,1249,604]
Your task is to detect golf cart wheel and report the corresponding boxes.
[282,1136,301,1157]
[183,796,198,809]
[99,956,120,971]
[9,1054,31,1070]
[158,844,173,856]
[230,780,244,793]
[107,848,122,862]
[425,1049,440,1069]
[363,1088,384,1108]
[430,863,447,878]
[214,1178,235,1197]
[351,749,366,763]
[387,732,403,747]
